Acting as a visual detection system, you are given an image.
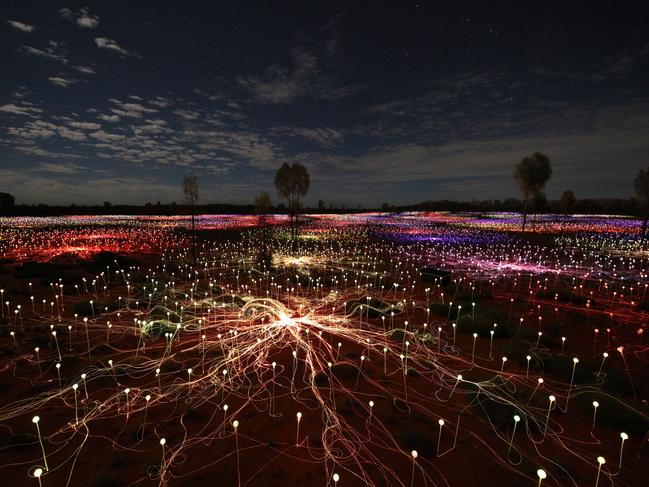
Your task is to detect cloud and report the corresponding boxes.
[132,119,173,135]
[295,100,649,204]
[57,126,86,141]
[0,169,184,205]
[274,126,344,147]
[48,76,77,88]
[108,99,157,118]
[98,114,121,123]
[21,44,68,63]
[34,162,86,174]
[238,46,361,104]
[89,130,126,142]
[72,65,96,75]
[69,121,101,130]
[76,9,99,28]
[58,7,73,20]
[7,20,36,32]
[94,37,130,56]
[59,7,99,28]
[0,103,42,117]
[13,144,83,159]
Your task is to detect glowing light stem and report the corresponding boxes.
[595,457,605,487]
[296,412,302,445]
[543,395,555,439]
[591,401,599,434]
[52,332,61,363]
[617,433,628,472]
[596,353,608,378]
[566,358,579,412]
[159,438,166,477]
[508,415,520,457]
[72,384,78,426]
[142,395,151,437]
[233,420,241,487]
[410,451,418,487]
[471,333,477,364]
[33,416,48,471]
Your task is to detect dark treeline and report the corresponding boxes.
[0,197,640,217]
[399,197,638,216]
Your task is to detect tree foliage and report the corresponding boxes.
[513,152,552,231]
[274,162,309,243]
[0,192,16,213]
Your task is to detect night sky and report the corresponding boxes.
[1,1,649,207]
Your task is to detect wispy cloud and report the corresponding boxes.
[238,46,362,104]
[7,20,36,32]
[21,43,68,64]
[72,65,96,75]
[95,37,130,56]
[76,8,99,28]
[48,76,77,88]
[34,162,86,174]
[0,102,43,117]
[273,126,345,147]
[59,7,99,28]
[98,113,121,123]
[68,121,101,130]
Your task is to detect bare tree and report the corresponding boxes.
[634,168,649,239]
[513,152,552,232]
[183,175,199,261]
[274,162,310,245]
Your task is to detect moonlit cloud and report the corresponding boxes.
[72,65,96,75]
[7,20,36,32]
[48,76,77,88]
[59,7,99,28]
[76,9,99,28]
[0,103,42,117]
[94,37,130,56]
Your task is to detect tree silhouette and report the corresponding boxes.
[634,168,649,239]
[559,190,576,219]
[513,152,552,232]
[0,192,15,215]
[255,191,272,227]
[318,199,325,211]
[274,162,309,244]
[183,175,199,262]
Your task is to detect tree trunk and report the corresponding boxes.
[521,197,528,233]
